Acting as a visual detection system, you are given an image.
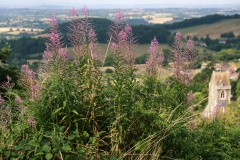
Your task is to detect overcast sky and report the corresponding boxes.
[1,0,240,7]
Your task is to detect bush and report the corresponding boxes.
[105,68,114,73]
[2,6,238,160]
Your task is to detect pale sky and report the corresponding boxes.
[1,0,240,7]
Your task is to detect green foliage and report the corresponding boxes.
[0,41,11,63]
[135,53,147,64]
[190,66,214,95]
[236,81,240,97]
[220,31,235,38]
[103,54,114,66]
[105,68,113,73]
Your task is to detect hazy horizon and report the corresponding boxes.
[1,0,240,8]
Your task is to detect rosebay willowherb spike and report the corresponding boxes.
[108,10,136,66]
[68,5,99,60]
[46,14,64,56]
[146,37,164,76]
[172,32,196,85]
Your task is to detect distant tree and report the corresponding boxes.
[193,36,199,41]
[135,53,148,64]
[0,40,11,63]
[9,28,13,32]
[220,31,235,38]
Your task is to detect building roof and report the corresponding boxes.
[212,71,230,86]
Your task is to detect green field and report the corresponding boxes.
[31,43,171,62]
[170,19,240,39]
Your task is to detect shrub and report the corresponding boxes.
[0,6,214,160]
[105,68,113,73]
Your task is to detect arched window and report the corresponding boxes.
[220,91,225,99]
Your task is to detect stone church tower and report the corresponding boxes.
[203,71,231,117]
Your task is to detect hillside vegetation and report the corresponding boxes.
[170,18,240,39]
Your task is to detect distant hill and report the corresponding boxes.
[57,18,170,44]
[162,14,240,30]
[170,18,240,39]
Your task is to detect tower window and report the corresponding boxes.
[220,91,225,99]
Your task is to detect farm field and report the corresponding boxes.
[0,27,44,34]
[30,43,171,62]
[170,19,240,39]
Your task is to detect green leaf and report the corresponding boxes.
[42,145,51,153]
[72,110,78,115]
[83,131,89,138]
[68,135,76,141]
[14,145,23,151]
[11,152,19,157]
[53,107,63,115]
[61,145,71,152]
[63,101,67,108]
[45,153,53,160]
[4,151,11,157]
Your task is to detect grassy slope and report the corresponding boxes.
[170,19,240,39]
[30,43,171,62]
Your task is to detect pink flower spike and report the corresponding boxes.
[15,96,23,104]
[70,8,78,17]
[187,91,194,100]
[124,24,132,32]
[27,116,36,127]
[43,50,53,59]
[7,75,12,82]
[115,10,124,21]
[111,43,118,50]
[151,38,158,45]
[187,40,194,48]
[175,32,182,39]
[21,64,28,70]
[59,48,70,60]
[118,30,127,39]
[0,96,4,105]
[49,15,58,25]
[82,5,89,15]
[158,55,164,63]
[89,30,96,39]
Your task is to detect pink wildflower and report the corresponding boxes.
[43,50,53,59]
[187,91,194,100]
[115,10,124,21]
[89,30,96,39]
[175,32,182,39]
[26,70,36,79]
[124,24,132,32]
[49,15,58,25]
[27,116,36,127]
[82,5,89,15]
[158,55,164,63]
[21,64,28,70]
[70,8,78,17]
[0,96,4,105]
[15,96,23,104]
[187,40,194,48]
[111,43,118,51]
[59,48,70,60]
[50,32,59,42]
[7,75,12,83]
[118,30,127,39]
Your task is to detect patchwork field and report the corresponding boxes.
[0,27,44,34]
[170,19,240,39]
